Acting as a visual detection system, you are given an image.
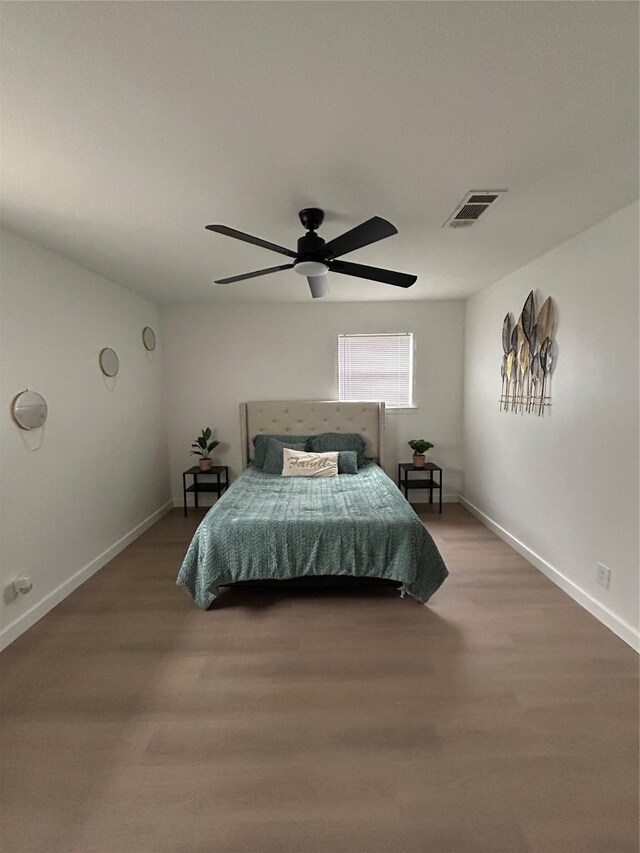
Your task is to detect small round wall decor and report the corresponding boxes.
[142,326,156,351]
[99,347,119,377]
[11,389,48,430]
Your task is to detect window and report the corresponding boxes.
[338,333,414,409]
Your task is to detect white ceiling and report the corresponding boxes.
[1,1,638,303]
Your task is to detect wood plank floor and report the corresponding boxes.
[1,505,638,853]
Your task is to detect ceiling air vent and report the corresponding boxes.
[443,190,507,228]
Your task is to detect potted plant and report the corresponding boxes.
[190,427,219,471]
[408,439,434,468]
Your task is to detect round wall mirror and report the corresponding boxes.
[142,326,156,351]
[11,390,48,430]
[99,347,119,377]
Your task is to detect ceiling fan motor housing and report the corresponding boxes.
[295,210,329,291]
[297,230,326,258]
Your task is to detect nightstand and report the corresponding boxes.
[182,466,229,516]
[398,462,443,513]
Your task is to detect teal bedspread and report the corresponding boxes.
[177,463,448,608]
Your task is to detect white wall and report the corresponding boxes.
[161,300,465,503]
[0,228,171,648]
[5,200,636,651]
[463,201,639,649]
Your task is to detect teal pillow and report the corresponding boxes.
[252,434,310,469]
[338,451,358,474]
[262,438,307,475]
[309,433,367,468]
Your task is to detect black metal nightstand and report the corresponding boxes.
[398,462,443,513]
[182,466,229,516]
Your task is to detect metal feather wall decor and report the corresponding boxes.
[529,353,542,413]
[510,324,519,353]
[499,314,512,411]
[521,290,535,345]
[498,292,555,415]
[502,314,512,356]
[518,344,530,413]
[506,349,515,384]
[536,297,554,347]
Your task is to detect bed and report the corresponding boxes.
[177,400,448,608]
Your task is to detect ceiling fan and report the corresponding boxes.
[205,208,417,298]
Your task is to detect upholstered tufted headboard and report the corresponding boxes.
[240,400,385,470]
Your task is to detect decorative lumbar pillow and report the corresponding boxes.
[338,450,359,474]
[252,434,310,469]
[281,448,339,478]
[309,432,368,468]
[262,438,307,475]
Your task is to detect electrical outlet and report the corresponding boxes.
[596,563,611,589]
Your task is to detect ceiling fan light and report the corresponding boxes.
[294,260,329,277]
[308,275,330,299]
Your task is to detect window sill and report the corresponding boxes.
[386,406,418,414]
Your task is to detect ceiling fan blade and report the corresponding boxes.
[329,259,416,288]
[206,224,298,259]
[307,276,330,299]
[321,217,398,260]
[214,263,295,284]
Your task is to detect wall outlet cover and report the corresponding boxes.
[596,563,611,590]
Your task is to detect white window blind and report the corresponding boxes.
[338,333,414,409]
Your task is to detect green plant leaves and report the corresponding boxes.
[191,427,218,457]
[408,439,434,454]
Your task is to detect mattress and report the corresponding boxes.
[177,462,448,608]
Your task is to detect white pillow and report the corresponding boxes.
[281,448,339,478]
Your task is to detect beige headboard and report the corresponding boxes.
[240,400,385,470]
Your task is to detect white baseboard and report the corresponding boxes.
[459,496,639,653]
[0,500,173,652]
